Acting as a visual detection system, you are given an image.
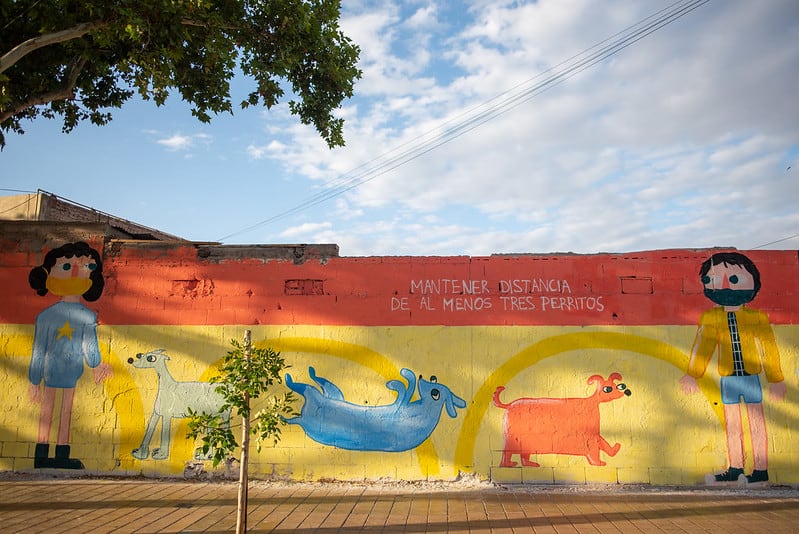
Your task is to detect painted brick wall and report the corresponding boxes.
[1,223,797,485]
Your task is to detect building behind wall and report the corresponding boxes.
[0,194,797,485]
[0,190,185,241]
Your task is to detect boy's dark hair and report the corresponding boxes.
[699,252,761,297]
[29,242,105,301]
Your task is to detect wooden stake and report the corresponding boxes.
[236,329,252,534]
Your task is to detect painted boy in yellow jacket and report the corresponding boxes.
[680,252,785,485]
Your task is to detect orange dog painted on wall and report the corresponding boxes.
[493,373,632,467]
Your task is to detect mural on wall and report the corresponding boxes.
[284,366,467,451]
[128,349,228,460]
[493,373,631,467]
[679,252,786,485]
[3,231,797,484]
[27,242,112,469]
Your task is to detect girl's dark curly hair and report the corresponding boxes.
[29,242,104,302]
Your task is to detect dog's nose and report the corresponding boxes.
[127,357,134,364]
[624,389,632,396]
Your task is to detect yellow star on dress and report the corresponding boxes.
[57,321,74,340]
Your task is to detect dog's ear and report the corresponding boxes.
[587,375,603,387]
[607,372,622,383]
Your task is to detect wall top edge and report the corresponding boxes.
[5,221,799,261]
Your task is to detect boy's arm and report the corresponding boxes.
[686,311,717,379]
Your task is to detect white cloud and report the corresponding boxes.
[156,133,211,151]
[407,4,440,30]
[279,221,333,239]
[157,134,192,151]
[246,144,267,160]
[247,140,286,160]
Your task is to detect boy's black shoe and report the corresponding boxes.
[705,467,744,484]
[740,469,769,486]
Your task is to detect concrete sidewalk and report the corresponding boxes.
[1,477,799,533]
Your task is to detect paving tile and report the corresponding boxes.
[1,477,799,533]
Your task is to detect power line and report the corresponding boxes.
[217,0,710,242]
[750,233,799,250]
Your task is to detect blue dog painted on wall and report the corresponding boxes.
[284,367,467,452]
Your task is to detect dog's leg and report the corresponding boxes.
[500,448,519,467]
[399,368,416,404]
[598,436,621,457]
[386,379,409,405]
[520,453,540,467]
[586,436,619,465]
[132,413,160,460]
[152,416,172,460]
[285,373,313,396]
[309,367,345,400]
[585,453,606,466]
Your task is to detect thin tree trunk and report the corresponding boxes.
[236,329,252,534]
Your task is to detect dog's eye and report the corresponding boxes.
[430,375,438,383]
[430,388,440,401]
[146,355,156,362]
[617,383,627,391]
[603,386,613,393]
[135,353,142,359]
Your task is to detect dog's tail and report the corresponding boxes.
[492,386,511,409]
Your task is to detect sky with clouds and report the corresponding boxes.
[2,0,798,256]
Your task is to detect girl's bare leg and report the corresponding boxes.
[57,388,75,445]
[37,387,57,444]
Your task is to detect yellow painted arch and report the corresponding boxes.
[453,331,721,474]
[258,337,442,477]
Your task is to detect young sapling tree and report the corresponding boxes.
[187,330,295,533]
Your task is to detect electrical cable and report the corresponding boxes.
[750,233,799,250]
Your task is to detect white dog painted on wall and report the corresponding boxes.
[128,349,228,460]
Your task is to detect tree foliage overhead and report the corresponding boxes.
[0,0,361,148]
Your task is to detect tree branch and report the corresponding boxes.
[0,21,106,74]
[0,18,232,76]
[0,56,87,123]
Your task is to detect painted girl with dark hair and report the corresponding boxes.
[28,242,112,469]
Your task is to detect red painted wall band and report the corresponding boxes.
[2,246,797,326]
